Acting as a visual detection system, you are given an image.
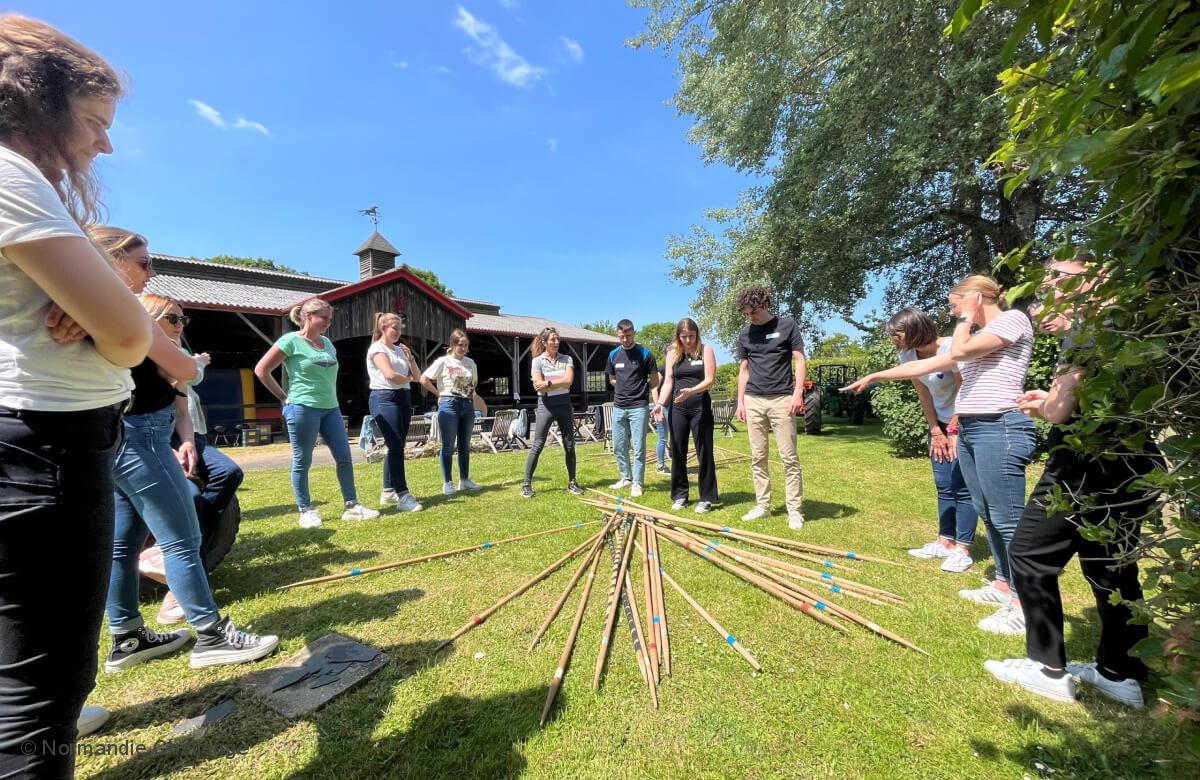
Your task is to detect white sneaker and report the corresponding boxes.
[1067,662,1145,709]
[379,489,398,507]
[984,658,1076,703]
[940,548,974,573]
[695,501,712,514]
[394,492,423,512]
[443,481,456,496]
[459,478,481,492]
[741,506,769,522]
[909,541,952,559]
[978,603,1026,635]
[610,478,631,490]
[787,511,805,530]
[672,498,687,511]
[341,503,380,521]
[630,484,643,498]
[959,581,1010,605]
[77,705,110,738]
[298,509,322,529]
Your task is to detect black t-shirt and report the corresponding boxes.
[129,358,178,416]
[735,316,805,396]
[671,351,709,411]
[605,344,657,409]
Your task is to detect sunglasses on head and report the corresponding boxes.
[159,313,190,326]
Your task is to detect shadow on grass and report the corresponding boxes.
[83,636,451,780]
[967,702,1185,778]
[210,525,384,597]
[239,504,297,522]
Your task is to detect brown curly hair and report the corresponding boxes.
[0,14,124,225]
[735,285,771,312]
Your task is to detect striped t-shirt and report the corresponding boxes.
[955,310,1033,415]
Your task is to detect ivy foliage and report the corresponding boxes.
[955,0,1200,739]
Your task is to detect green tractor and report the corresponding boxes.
[803,364,868,435]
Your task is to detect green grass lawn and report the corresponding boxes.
[77,422,1192,779]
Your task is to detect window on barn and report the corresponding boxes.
[493,376,510,396]
[587,371,606,393]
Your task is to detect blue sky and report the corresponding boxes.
[29,0,876,360]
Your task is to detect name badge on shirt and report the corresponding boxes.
[615,363,625,368]
[765,332,780,340]
[690,359,704,366]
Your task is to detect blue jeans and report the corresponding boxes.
[437,396,474,482]
[957,412,1035,592]
[370,389,412,494]
[931,430,977,544]
[654,408,669,468]
[612,404,649,485]
[109,406,220,631]
[284,403,357,510]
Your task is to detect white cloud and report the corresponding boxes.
[499,0,518,10]
[393,59,409,69]
[188,99,270,136]
[432,65,454,75]
[453,6,545,88]
[547,138,559,153]
[560,36,584,63]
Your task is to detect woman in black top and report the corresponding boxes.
[654,318,719,512]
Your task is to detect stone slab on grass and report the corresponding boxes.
[240,633,388,719]
[170,698,236,737]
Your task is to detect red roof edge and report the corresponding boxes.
[278,267,472,320]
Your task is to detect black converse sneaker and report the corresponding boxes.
[189,616,279,669]
[105,625,190,673]
[567,481,584,496]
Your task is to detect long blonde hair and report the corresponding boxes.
[670,317,703,363]
[289,298,332,327]
[86,224,147,266]
[371,312,401,342]
[950,275,1006,309]
[444,328,468,355]
[0,14,124,225]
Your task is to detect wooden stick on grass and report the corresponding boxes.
[593,516,640,690]
[540,543,605,726]
[528,515,619,651]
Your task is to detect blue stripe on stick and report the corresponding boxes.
[726,635,736,645]
[349,569,362,576]
[847,552,858,559]
[482,542,493,549]
[821,572,833,580]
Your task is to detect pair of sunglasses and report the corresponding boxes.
[159,313,190,326]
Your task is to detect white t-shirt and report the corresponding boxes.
[0,145,134,411]
[899,338,959,424]
[367,340,412,390]
[955,310,1034,415]
[422,354,478,398]
[532,353,572,397]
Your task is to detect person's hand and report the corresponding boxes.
[176,441,198,478]
[1016,389,1049,419]
[44,304,88,344]
[959,291,984,320]
[840,374,875,394]
[653,404,665,423]
[532,379,548,391]
[947,432,958,459]
[673,387,693,404]
[735,403,747,423]
[929,429,953,463]
[788,392,805,416]
[195,352,212,367]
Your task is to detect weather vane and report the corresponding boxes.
[358,205,380,228]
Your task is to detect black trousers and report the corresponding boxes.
[0,405,123,779]
[1010,449,1160,680]
[668,400,718,503]
[523,397,576,485]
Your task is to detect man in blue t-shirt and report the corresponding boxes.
[605,319,660,496]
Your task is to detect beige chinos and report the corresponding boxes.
[745,393,803,513]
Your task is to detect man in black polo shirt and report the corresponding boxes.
[605,319,660,497]
[734,286,808,528]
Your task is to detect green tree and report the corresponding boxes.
[403,264,453,297]
[579,320,617,336]
[203,255,307,275]
[636,321,678,359]
[812,333,866,360]
[955,0,1199,736]
[630,0,1089,345]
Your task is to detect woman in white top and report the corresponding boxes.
[420,329,480,495]
[521,327,582,498]
[847,308,978,572]
[0,16,155,776]
[367,312,422,512]
[845,276,1035,635]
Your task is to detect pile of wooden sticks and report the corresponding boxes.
[276,490,924,726]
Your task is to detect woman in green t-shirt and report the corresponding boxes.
[255,298,379,528]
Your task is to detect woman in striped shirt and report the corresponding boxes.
[844,275,1035,636]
